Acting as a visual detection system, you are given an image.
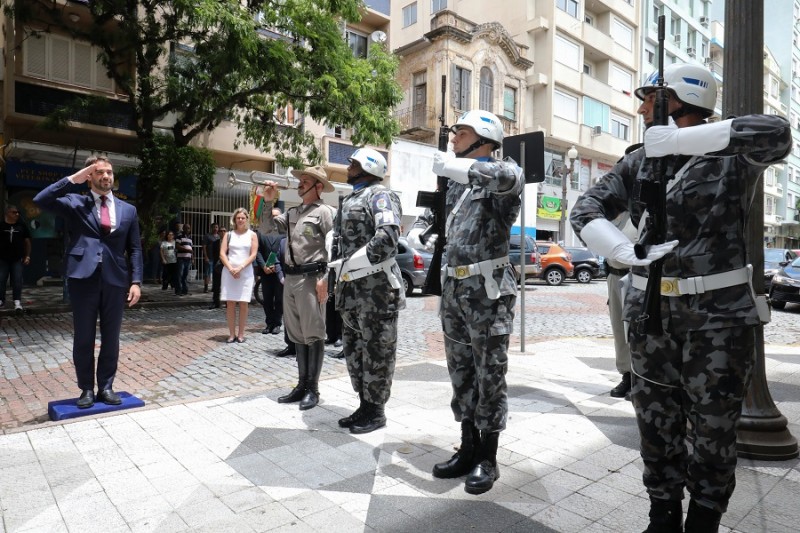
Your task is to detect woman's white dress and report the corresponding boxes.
[220,229,255,302]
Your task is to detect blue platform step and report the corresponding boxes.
[48,392,145,421]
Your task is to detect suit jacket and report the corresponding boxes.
[34,177,143,288]
[255,231,284,283]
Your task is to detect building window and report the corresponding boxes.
[646,48,655,66]
[555,33,580,71]
[610,65,633,94]
[452,65,472,111]
[611,114,630,141]
[583,96,609,131]
[403,3,418,27]
[583,63,592,76]
[432,0,447,13]
[346,30,368,58]
[24,33,115,93]
[554,89,578,122]
[556,0,579,18]
[503,86,517,120]
[611,18,633,50]
[479,67,494,112]
[584,14,594,26]
[652,5,661,27]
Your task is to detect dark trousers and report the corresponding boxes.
[177,257,191,294]
[68,268,127,391]
[260,274,283,328]
[162,262,178,290]
[212,263,222,306]
[0,258,24,302]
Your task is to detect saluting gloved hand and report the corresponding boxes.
[432,151,474,184]
[645,119,733,157]
[406,227,437,252]
[579,218,678,267]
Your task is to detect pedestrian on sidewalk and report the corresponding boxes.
[33,155,143,409]
[0,204,31,313]
[328,148,404,435]
[175,222,193,296]
[258,166,333,410]
[208,227,226,309]
[219,208,257,343]
[202,222,220,293]
[408,110,523,495]
[160,230,178,291]
[571,62,793,532]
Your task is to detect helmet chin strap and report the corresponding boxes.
[298,183,319,199]
[455,138,489,158]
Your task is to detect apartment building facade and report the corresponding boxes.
[391,0,640,245]
[0,1,390,283]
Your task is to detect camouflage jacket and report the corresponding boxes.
[570,114,792,331]
[334,181,406,313]
[444,157,524,298]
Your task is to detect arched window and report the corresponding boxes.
[479,67,494,112]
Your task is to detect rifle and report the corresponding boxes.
[634,14,669,335]
[416,75,449,296]
[329,193,344,299]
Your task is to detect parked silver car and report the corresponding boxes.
[396,237,433,296]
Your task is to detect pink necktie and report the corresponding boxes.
[100,195,111,235]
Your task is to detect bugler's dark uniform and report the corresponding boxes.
[335,183,405,406]
[440,157,523,432]
[570,114,792,513]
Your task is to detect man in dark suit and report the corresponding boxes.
[256,208,284,335]
[34,156,143,409]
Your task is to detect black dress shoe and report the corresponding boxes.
[262,327,271,334]
[76,390,95,409]
[274,346,295,357]
[208,303,220,309]
[610,372,632,398]
[97,389,122,405]
[334,339,342,348]
[329,350,344,359]
[270,326,282,335]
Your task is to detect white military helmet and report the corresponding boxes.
[347,148,387,180]
[634,62,717,117]
[450,110,504,147]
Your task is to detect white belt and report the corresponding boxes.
[339,258,401,290]
[631,266,750,297]
[446,257,510,300]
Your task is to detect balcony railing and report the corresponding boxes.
[395,105,437,141]
[15,81,135,130]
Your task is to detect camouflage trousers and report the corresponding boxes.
[629,324,755,513]
[340,307,398,405]
[441,281,515,432]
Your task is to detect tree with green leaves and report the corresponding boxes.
[6,0,402,244]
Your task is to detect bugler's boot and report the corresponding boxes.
[683,499,721,533]
[299,340,325,410]
[432,420,480,479]
[278,344,308,403]
[464,431,500,495]
[642,498,683,533]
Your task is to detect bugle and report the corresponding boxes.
[226,170,293,190]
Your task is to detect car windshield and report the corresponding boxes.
[792,257,800,268]
[764,249,788,262]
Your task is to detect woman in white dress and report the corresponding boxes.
[220,208,258,343]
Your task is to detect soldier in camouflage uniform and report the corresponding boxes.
[570,63,792,533]
[328,148,405,435]
[408,110,523,495]
[258,166,335,411]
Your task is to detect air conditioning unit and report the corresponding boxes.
[703,57,711,66]
[686,47,696,57]
[699,16,709,27]
[673,34,681,45]
[591,125,602,136]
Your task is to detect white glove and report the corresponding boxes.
[645,119,733,157]
[406,227,437,252]
[432,151,474,184]
[327,259,344,272]
[579,218,678,267]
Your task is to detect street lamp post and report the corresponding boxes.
[561,145,578,243]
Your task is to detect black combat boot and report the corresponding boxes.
[684,499,721,533]
[278,344,308,403]
[464,431,500,495]
[432,420,480,478]
[349,402,386,434]
[610,371,632,398]
[643,498,683,533]
[338,393,366,428]
[299,340,325,410]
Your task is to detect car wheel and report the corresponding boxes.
[576,268,592,284]
[544,268,564,286]
[771,300,786,310]
[402,274,414,297]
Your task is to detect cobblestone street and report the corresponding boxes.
[1,281,799,433]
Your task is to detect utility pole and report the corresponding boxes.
[723,0,798,460]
